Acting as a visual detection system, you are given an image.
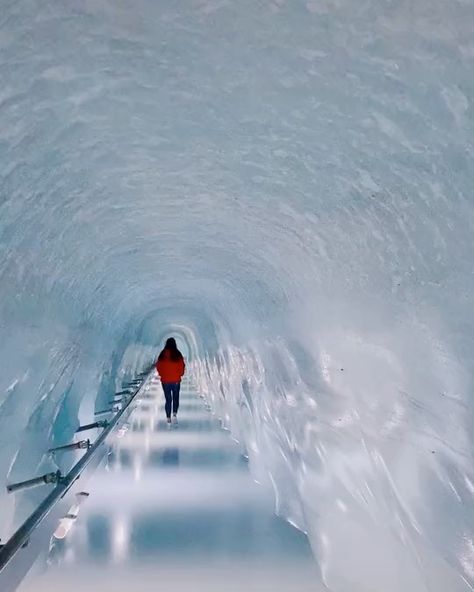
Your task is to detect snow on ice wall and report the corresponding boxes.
[0,0,473,590]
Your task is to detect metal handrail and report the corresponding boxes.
[0,366,154,573]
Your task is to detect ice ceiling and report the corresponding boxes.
[0,0,473,590]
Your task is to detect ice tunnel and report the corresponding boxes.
[0,0,473,591]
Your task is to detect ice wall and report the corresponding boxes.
[0,0,473,590]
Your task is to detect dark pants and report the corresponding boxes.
[162,382,180,418]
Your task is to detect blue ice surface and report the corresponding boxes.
[0,0,473,590]
[17,379,322,592]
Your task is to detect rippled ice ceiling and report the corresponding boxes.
[0,0,473,590]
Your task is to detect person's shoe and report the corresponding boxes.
[166,417,172,425]
[172,414,178,424]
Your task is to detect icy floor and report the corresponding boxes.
[17,378,323,592]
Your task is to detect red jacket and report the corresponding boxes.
[156,351,185,383]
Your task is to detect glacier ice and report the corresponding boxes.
[0,0,473,590]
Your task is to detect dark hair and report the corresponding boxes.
[158,337,183,362]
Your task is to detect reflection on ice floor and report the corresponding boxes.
[18,379,324,592]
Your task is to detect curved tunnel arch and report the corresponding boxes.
[0,1,473,590]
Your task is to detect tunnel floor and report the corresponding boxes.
[17,377,323,592]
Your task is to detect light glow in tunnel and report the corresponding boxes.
[0,0,473,591]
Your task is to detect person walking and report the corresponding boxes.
[155,338,186,424]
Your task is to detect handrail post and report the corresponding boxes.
[7,471,62,494]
